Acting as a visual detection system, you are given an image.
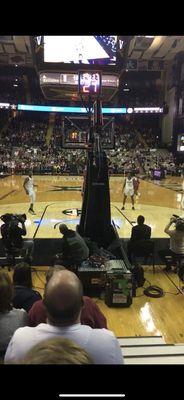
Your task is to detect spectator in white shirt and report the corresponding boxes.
[5,269,123,364]
[159,217,184,271]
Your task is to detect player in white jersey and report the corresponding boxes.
[122,172,135,210]
[23,171,36,215]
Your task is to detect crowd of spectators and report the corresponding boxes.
[1,116,47,148]
[0,113,183,177]
[139,149,184,177]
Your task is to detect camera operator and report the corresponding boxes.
[0,214,34,264]
[159,216,184,272]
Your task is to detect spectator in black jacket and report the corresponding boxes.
[127,215,151,263]
[12,263,42,312]
[130,215,151,241]
[57,224,89,267]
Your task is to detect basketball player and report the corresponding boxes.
[122,172,135,210]
[23,171,36,215]
[133,175,140,198]
[181,172,184,210]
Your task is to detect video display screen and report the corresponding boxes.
[44,36,117,65]
[153,170,161,178]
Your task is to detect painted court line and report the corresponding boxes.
[0,189,17,201]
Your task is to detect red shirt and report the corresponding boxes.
[133,178,140,192]
[28,296,107,329]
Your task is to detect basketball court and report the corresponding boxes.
[1,173,184,344]
[0,175,183,239]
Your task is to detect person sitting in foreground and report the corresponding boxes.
[130,215,151,242]
[12,263,42,312]
[17,337,93,364]
[5,269,123,364]
[127,215,151,263]
[0,268,28,356]
[58,224,89,267]
[28,266,107,329]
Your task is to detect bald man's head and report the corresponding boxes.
[44,270,83,326]
[45,265,66,285]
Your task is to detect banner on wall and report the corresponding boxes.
[138,60,148,71]
[148,60,165,71]
[126,59,137,70]
[8,54,26,65]
[126,59,165,71]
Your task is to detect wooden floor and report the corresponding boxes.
[1,174,184,344]
[6,265,184,345]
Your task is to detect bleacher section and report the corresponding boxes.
[0,112,183,176]
[118,336,184,364]
[46,113,55,146]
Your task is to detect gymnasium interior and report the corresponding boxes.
[0,35,184,366]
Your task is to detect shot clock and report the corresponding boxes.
[78,71,101,96]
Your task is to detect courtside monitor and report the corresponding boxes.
[43,36,117,65]
[78,71,101,96]
[153,169,161,178]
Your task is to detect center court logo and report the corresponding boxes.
[62,208,81,216]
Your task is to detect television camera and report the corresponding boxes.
[172,215,184,231]
[0,213,27,225]
[170,215,184,283]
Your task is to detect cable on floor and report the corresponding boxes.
[143,285,164,298]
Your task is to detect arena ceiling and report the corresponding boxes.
[126,36,184,60]
[0,36,184,67]
[0,36,32,66]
